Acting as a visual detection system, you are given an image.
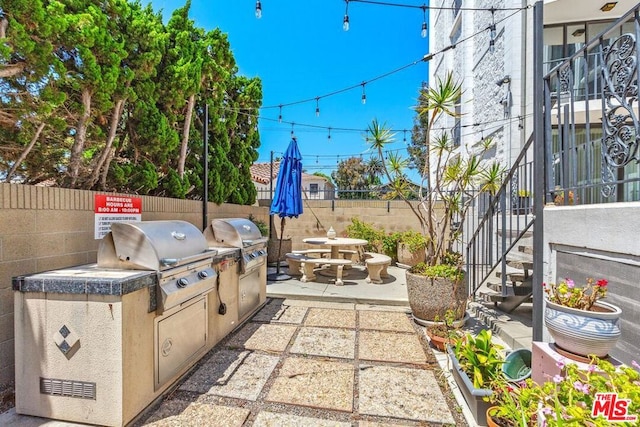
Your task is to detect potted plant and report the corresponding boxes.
[513,189,532,214]
[366,71,503,323]
[543,277,621,358]
[485,356,640,426]
[396,230,428,267]
[448,329,505,426]
[426,308,461,351]
[262,215,292,265]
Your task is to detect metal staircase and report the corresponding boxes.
[465,134,535,315]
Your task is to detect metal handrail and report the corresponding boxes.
[465,133,535,298]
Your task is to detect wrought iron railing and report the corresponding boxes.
[544,6,640,205]
[465,134,535,299]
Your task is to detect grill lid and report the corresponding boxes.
[204,218,266,248]
[98,220,211,271]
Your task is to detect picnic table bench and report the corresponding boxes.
[363,252,392,284]
[285,254,353,286]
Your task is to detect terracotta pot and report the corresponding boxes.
[544,299,621,358]
[267,238,292,264]
[397,243,425,267]
[486,407,502,427]
[406,271,467,325]
[426,329,449,352]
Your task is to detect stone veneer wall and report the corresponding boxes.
[1,183,430,387]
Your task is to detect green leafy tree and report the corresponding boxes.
[331,156,382,199]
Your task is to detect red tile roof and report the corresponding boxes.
[250,162,333,188]
[250,162,280,184]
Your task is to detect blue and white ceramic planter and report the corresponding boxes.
[544,299,621,358]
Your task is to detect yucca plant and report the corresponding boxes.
[367,71,503,271]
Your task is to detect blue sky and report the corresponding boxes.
[150,1,430,176]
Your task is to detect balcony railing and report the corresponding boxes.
[543,6,640,204]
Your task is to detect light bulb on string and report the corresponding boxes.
[420,5,427,38]
[255,0,262,19]
[361,82,366,105]
[328,127,332,141]
[489,38,495,53]
[315,97,320,117]
[403,130,407,143]
[291,122,295,138]
[278,105,282,123]
[343,0,350,31]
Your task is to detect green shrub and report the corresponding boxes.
[248,214,268,236]
[398,230,429,253]
[409,262,464,281]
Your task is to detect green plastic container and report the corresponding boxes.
[502,348,532,382]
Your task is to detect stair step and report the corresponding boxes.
[518,244,533,255]
[506,259,533,270]
[495,270,531,279]
[486,281,533,296]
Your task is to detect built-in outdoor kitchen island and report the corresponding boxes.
[12,219,267,426]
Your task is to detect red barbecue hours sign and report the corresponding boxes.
[94,195,142,239]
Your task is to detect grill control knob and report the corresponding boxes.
[177,277,189,288]
[198,270,209,279]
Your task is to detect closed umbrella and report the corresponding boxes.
[268,137,303,281]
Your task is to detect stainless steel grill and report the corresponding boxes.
[204,218,268,273]
[98,220,217,314]
[204,218,268,320]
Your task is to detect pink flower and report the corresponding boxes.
[542,407,553,415]
[596,279,608,287]
[573,381,589,393]
[553,374,564,383]
[566,278,575,288]
[556,358,566,369]
[588,364,597,373]
[632,360,640,371]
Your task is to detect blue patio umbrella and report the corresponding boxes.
[268,137,303,281]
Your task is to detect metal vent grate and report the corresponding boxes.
[40,377,96,400]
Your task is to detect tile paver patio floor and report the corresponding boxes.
[135,298,465,426]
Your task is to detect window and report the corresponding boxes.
[309,183,319,196]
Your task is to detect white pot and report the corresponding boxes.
[544,299,622,358]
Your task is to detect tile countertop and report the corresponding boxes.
[12,248,240,296]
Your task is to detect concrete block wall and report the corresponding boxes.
[0,183,267,387]
[263,199,430,249]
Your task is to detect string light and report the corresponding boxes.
[255,0,262,19]
[291,122,295,137]
[403,129,407,142]
[315,97,320,117]
[420,4,427,38]
[255,6,526,113]
[343,0,350,31]
[328,127,332,140]
[361,82,367,105]
[278,105,282,123]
